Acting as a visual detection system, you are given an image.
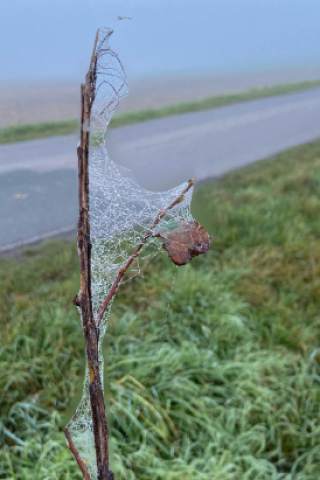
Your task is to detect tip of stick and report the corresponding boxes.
[97,27,113,35]
[188,179,195,187]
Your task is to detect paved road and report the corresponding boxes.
[1,87,320,251]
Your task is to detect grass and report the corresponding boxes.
[1,79,320,144]
[1,139,320,479]
[0,120,78,144]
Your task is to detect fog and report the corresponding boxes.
[1,0,320,82]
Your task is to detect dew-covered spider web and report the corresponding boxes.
[67,27,194,479]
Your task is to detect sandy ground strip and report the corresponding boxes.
[1,66,320,128]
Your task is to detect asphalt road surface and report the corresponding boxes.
[1,87,320,251]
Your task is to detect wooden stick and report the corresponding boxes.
[96,178,194,327]
[64,428,92,480]
[73,29,114,480]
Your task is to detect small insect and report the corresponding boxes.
[12,193,28,200]
[117,16,131,21]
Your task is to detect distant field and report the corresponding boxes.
[1,139,320,479]
[1,79,320,144]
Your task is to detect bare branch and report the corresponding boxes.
[64,428,92,480]
[76,29,114,480]
[96,178,194,326]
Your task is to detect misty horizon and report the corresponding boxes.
[1,0,320,83]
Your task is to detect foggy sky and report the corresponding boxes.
[1,0,320,82]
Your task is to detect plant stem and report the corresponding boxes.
[64,428,92,480]
[66,29,114,480]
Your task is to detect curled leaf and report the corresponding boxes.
[153,219,210,266]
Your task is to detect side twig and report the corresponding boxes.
[64,428,91,480]
[96,178,194,326]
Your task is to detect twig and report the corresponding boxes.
[77,30,114,480]
[64,428,91,480]
[96,178,194,326]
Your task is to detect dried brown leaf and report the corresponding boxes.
[153,219,210,266]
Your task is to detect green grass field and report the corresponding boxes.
[1,79,320,144]
[1,140,320,479]
[0,120,79,145]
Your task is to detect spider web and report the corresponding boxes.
[66,27,194,479]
